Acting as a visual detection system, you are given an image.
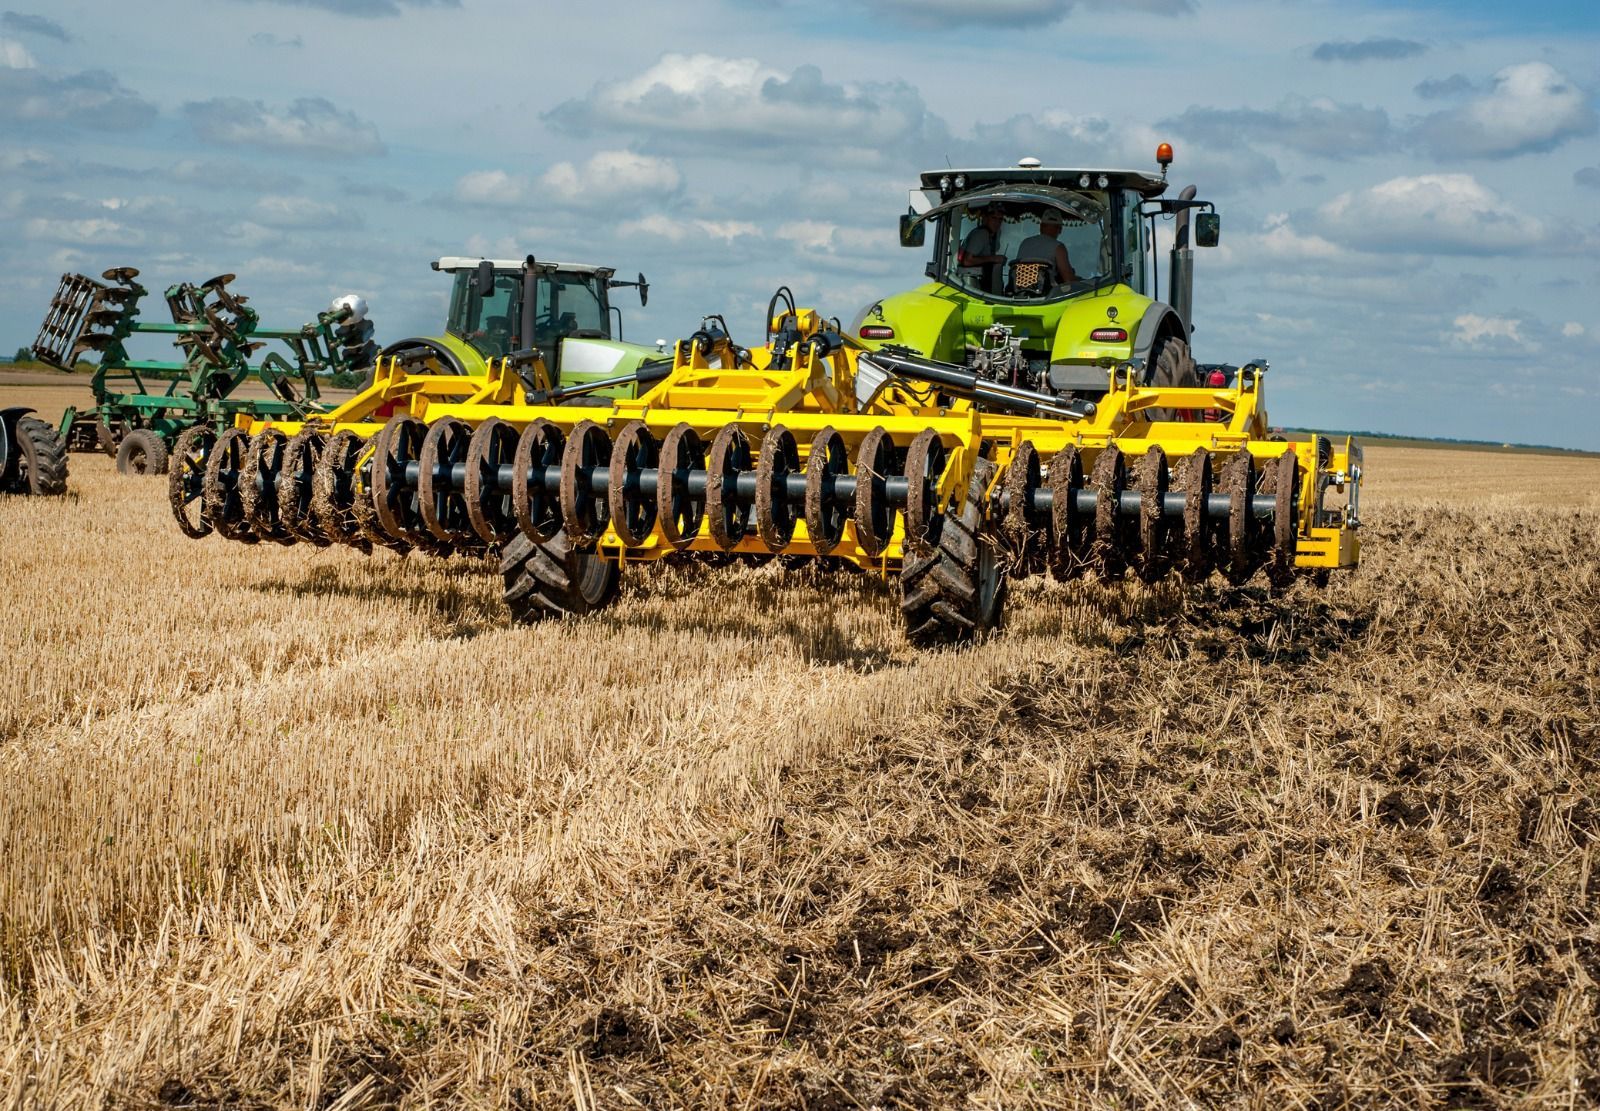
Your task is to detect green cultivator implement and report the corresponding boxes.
[30,267,377,477]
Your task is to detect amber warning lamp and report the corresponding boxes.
[1156,142,1174,175]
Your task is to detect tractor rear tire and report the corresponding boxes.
[500,529,621,623]
[10,417,69,496]
[1146,337,1199,421]
[900,457,1005,644]
[115,429,169,475]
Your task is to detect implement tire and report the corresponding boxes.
[500,529,620,624]
[900,457,1005,645]
[115,429,169,475]
[11,417,69,496]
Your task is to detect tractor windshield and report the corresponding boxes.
[446,271,521,357]
[534,271,610,344]
[942,196,1112,302]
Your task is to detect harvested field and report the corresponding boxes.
[1,441,1597,1108]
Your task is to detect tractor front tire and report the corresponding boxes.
[500,530,621,623]
[900,457,1006,644]
[115,429,169,475]
[10,417,69,496]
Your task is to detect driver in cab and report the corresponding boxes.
[1015,212,1079,288]
[958,204,1007,294]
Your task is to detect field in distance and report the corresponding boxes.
[1,434,1596,1107]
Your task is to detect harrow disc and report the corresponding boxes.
[513,419,565,543]
[1047,446,1087,581]
[852,426,894,560]
[278,427,329,546]
[1222,451,1261,586]
[418,416,479,548]
[1090,445,1129,579]
[369,414,430,548]
[167,425,215,539]
[608,420,659,548]
[560,420,612,548]
[706,424,752,550]
[1003,440,1043,575]
[1132,447,1171,583]
[464,417,519,547]
[754,425,799,552]
[902,428,946,558]
[803,426,847,556]
[657,422,706,550]
[1263,451,1300,590]
[239,428,293,545]
[312,429,372,551]
[1178,448,1216,583]
[900,457,1004,644]
[203,427,257,544]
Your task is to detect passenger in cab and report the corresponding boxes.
[1015,212,1079,290]
[959,204,1007,294]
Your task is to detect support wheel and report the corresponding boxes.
[500,529,620,623]
[115,429,168,476]
[900,457,1005,645]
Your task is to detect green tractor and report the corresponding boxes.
[381,256,659,399]
[850,146,1220,403]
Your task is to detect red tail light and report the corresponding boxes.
[1207,369,1227,387]
[1089,328,1127,343]
[859,325,895,340]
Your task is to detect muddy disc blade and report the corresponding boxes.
[852,426,895,560]
[803,426,848,556]
[559,420,612,548]
[1089,445,1128,579]
[418,416,478,547]
[1178,448,1215,583]
[608,420,659,548]
[240,428,293,545]
[754,425,799,552]
[168,425,215,539]
[368,413,428,549]
[513,419,565,543]
[1264,451,1300,590]
[1003,440,1043,575]
[464,416,519,547]
[1222,450,1259,586]
[1047,446,1087,581]
[902,428,946,558]
[203,427,257,543]
[312,429,372,551]
[279,427,329,546]
[1133,447,1171,583]
[657,423,705,550]
[706,425,752,551]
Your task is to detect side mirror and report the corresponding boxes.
[899,212,925,248]
[1194,212,1220,248]
[475,259,496,297]
[636,272,649,307]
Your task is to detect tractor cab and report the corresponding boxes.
[856,151,1219,399]
[382,257,658,399]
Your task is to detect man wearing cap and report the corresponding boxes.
[1016,212,1080,288]
[958,205,1007,293]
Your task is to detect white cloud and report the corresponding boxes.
[22,216,142,245]
[251,195,343,229]
[184,97,385,158]
[1414,62,1597,159]
[547,54,944,163]
[0,36,36,68]
[1317,174,1545,255]
[539,151,681,205]
[452,169,529,206]
[617,214,759,244]
[1449,314,1533,350]
[1562,322,1586,338]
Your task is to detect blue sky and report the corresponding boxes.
[1,0,1596,447]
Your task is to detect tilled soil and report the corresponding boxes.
[1,455,1597,1108]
